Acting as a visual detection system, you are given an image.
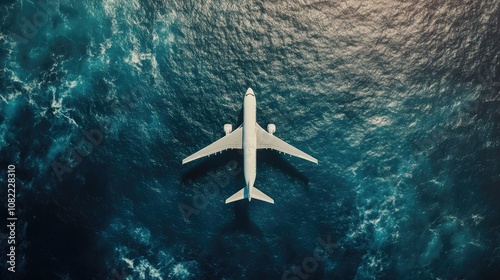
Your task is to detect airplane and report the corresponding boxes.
[182,88,318,204]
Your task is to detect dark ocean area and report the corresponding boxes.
[1,0,500,279]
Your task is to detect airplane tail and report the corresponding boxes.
[252,186,274,204]
[225,187,247,204]
[225,186,274,204]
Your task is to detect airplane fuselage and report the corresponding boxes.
[243,88,257,200]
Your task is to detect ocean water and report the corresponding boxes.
[1,0,499,279]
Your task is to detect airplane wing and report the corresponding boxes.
[256,123,318,164]
[182,125,243,164]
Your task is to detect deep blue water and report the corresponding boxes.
[1,0,500,279]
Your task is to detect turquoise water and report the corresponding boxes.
[1,0,499,279]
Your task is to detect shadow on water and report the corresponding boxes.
[207,197,278,279]
[180,107,244,185]
[218,201,263,238]
[258,150,311,188]
[180,149,242,184]
[237,105,244,126]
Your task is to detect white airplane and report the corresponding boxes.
[182,88,318,204]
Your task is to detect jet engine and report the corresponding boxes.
[267,124,276,135]
[224,124,232,135]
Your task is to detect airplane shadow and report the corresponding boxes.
[237,106,244,126]
[258,150,311,188]
[181,106,245,185]
[218,201,264,238]
[212,152,310,239]
[180,149,242,184]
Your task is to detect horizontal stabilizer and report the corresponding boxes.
[252,186,274,204]
[225,187,247,204]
